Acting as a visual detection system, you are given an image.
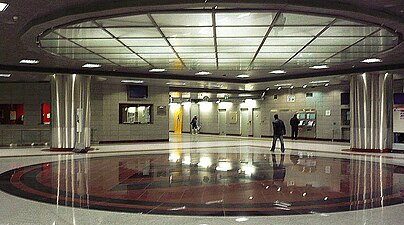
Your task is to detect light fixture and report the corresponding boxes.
[216,99,221,104]
[239,93,253,97]
[309,80,329,84]
[277,87,282,90]
[205,83,223,88]
[290,85,294,89]
[265,87,270,91]
[195,71,211,76]
[82,63,101,68]
[166,82,186,86]
[121,80,144,84]
[19,59,39,64]
[235,217,249,222]
[237,74,250,78]
[270,70,286,74]
[324,83,329,87]
[0,2,9,12]
[274,83,292,87]
[302,84,308,88]
[309,65,329,69]
[149,68,166,73]
[0,73,11,77]
[361,58,382,63]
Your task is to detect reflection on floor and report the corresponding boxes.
[0,134,403,225]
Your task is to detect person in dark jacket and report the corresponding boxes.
[290,114,300,140]
[271,114,286,153]
[190,115,198,134]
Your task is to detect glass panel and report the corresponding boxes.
[310,37,363,46]
[119,104,152,124]
[87,47,132,54]
[260,45,303,52]
[152,13,212,26]
[73,39,123,47]
[67,21,98,28]
[295,52,335,58]
[276,13,334,25]
[216,12,275,26]
[264,37,312,46]
[83,59,114,64]
[120,38,168,46]
[161,27,213,37]
[372,29,397,37]
[178,53,216,58]
[332,52,375,59]
[355,36,398,46]
[44,47,91,54]
[60,53,103,60]
[218,46,258,52]
[168,38,213,46]
[40,39,79,48]
[97,15,154,27]
[219,64,249,70]
[55,28,111,38]
[301,45,347,53]
[218,52,254,58]
[346,45,392,52]
[120,64,150,68]
[41,32,63,40]
[111,58,149,65]
[217,38,263,46]
[174,46,215,53]
[216,27,268,37]
[138,53,178,59]
[106,28,161,38]
[219,59,251,63]
[333,19,367,26]
[182,59,217,64]
[99,53,140,59]
[287,58,325,66]
[129,46,173,53]
[0,104,24,125]
[270,26,325,36]
[256,52,296,59]
[320,26,379,37]
[146,59,179,64]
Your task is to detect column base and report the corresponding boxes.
[350,148,392,153]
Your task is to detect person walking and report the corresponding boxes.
[271,114,286,153]
[190,115,198,134]
[290,114,300,140]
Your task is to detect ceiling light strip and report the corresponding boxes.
[321,28,382,63]
[212,9,219,70]
[52,29,119,66]
[147,14,187,70]
[247,11,282,70]
[281,18,337,67]
[92,21,154,67]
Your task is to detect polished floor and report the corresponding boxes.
[0,134,404,224]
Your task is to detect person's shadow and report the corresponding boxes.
[272,153,286,183]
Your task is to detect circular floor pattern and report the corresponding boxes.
[1,151,404,216]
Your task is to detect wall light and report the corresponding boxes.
[0,2,9,12]
[302,84,308,88]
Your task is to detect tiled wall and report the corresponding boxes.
[91,83,169,142]
[0,83,51,145]
[169,84,350,140]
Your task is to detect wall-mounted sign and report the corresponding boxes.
[325,109,331,116]
[156,106,167,116]
[287,95,296,102]
[229,112,237,124]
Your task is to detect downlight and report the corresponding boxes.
[361,58,382,63]
[82,63,101,68]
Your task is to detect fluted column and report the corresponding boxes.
[350,73,393,152]
[51,74,91,150]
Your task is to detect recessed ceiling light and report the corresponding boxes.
[239,93,253,97]
[82,63,101,68]
[309,80,329,84]
[195,71,211,75]
[235,217,249,222]
[309,65,329,69]
[290,85,294,89]
[303,84,308,88]
[149,68,166,73]
[166,82,186,86]
[0,2,9,12]
[270,70,286,74]
[121,80,144,84]
[237,74,250,78]
[277,87,282,90]
[361,58,382,63]
[324,83,329,87]
[19,59,39,64]
[265,87,270,91]
[274,83,292,87]
[0,73,11,77]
